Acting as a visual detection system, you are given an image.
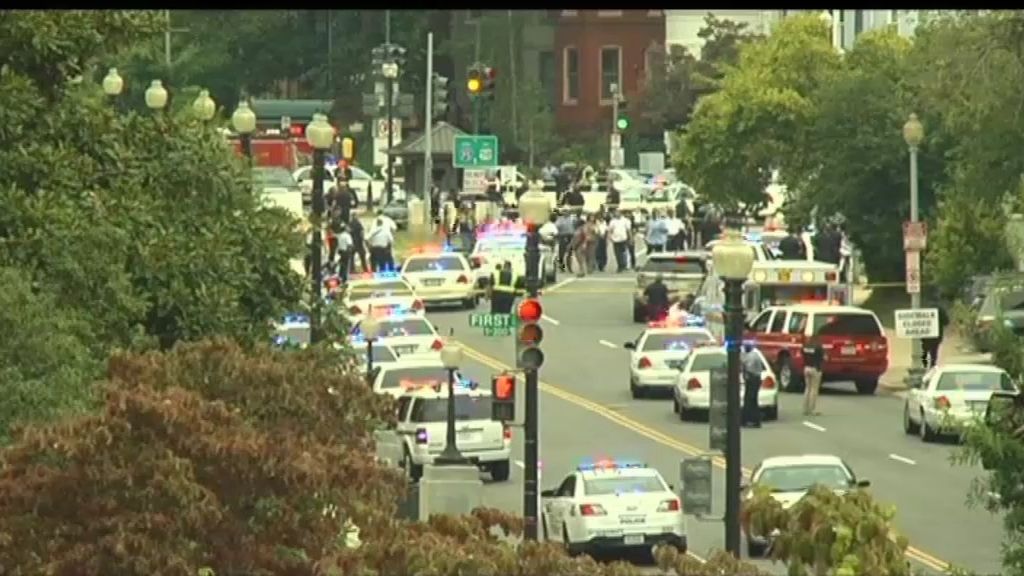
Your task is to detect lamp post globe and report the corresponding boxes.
[306,113,334,150]
[361,315,382,342]
[192,89,216,121]
[712,229,755,280]
[144,80,168,110]
[102,68,123,97]
[519,181,551,226]
[903,113,924,149]
[231,101,257,135]
[440,341,464,369]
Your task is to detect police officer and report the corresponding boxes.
[778,227,805,260]
[642,273,671,322]
[489,261,523,314]
[741,342,763,428]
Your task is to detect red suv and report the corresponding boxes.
[745,304,888,395]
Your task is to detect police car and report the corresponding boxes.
[400,247,478,309]
[395,384,512,482]
[350,314,443,358]
[703,237,775,262]
[672,345,779,421]
[271,313,311,348]
[355,342,401,369]
[541,459,687,556]
[371,355,467,398]
[469,222,557,288]
[337,272,424,322]
[623,320,715,398]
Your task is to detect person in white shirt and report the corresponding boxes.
[378,213,398,235]
[608,212,632,273]
[538,213,559,249]
[366,218,394,272]
[334,225,354,283]
[664,209,683,251]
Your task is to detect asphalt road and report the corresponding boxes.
[422,271,1004,575]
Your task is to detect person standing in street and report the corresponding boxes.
[366,218,393,272]
[922,296,951,369]
[609,211,631,273]
[779,227,806,260]
[664,209,682,252]
[556,211,575,272]
[642,273,670,322]
[570,219,589,277]
[742,342,763,428]
[584,215,600,273]
[539,212,559,251]
[348,215,368,274]
[488,261,522,314]
[594,213,609,272]
[334,224,353,283]
[329,175,358,226]
[645,210,669,253]
[802,335,825,416]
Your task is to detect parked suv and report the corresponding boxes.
[745,304,888,395]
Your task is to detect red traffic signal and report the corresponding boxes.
[494,373,515,400]
[518,299,542,323]
[518,323,543,346]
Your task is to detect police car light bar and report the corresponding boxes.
[577,459,647,471]
[357,271,401,281]
[282,313,310,325]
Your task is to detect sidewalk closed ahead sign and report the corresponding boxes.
[894,308,939,339]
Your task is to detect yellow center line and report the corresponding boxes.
[458,344,951,574]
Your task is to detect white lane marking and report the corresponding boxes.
[514,460,525,469]
[802,421,827,432]
[541,314,561,326]
[599,339,618,349]
[889,453,917,466]
[546,277,577,293]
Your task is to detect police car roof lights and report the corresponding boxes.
[282,313,310,325]
[577,458,647,471]
[355,271,401,281]
[412,244,457,254]
[648,315,706,329]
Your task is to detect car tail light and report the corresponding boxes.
[657,499,681,512]
[411,299,424,311]
[579,503,607,516]
[503,425,512,441]
[415,428,428,444]
[825,271,837,282]
[349,305,362,315]
[638,357,652,369]
[457,274,469,284]
[935,396,951,410]
[686,378,702,391]
[431,339,444,351]
[471,256,483,268]
[761,376,776,390]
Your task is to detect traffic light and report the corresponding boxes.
[492,372,516,421]
[432,73,450,119]
[516,298,544,370]
[482,66,497,101]
[341,137,355,161]
[680,457,713,517]
[467,65,483,97]
[616,98,630,131]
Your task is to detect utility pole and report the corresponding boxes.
[507,10,518,145]
[424,32,434,223]
[327,10,333,91]
[612,83,620,135]
[386,10,391,44]
[164,9,172,67]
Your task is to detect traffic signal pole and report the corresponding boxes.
[385,75,395,204]
[523,226,541,541]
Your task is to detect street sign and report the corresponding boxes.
[905,250,921,294]
[469,312,518,337]
[610,133,622,149]
[610,146,625,168]
[499,165,517,187]
[708,367,727,453]
[903,221,928,251]
[680,457,713,517]
[463,169,488,195]
[895,308,940,339]
[454,135,500,168]
[375,118,401,139]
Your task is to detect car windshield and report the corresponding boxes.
[477,238,526,252]
[404,256,467,273]
[936,371,1015,392]
[690,351,767,372]
[641,257,706,275]
[358,345,397,364]
[356,318,433,337]
[411,396,493,422]
[642,332,713,352]
[348,281,413,300]
[583,475,665,496]
[253,168,298,188]
[759,285,828,307]
[757,464,852,492]
[812,313,881,336]
[381,367,449,390]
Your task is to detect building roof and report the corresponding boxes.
[251,99,333,121]
[388,122,467,157]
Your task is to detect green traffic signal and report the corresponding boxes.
[616,116,629,130]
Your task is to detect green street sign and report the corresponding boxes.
[469,313,518,337]
[454,135,499,168]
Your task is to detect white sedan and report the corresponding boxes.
[339,274,424,322]
[400,251,478,309]
[903,364,1016,442]
[672,346,778,421]
[623,325,715,398]
[469,226,558,287]
[350,315,443,358]
[742,454,869,556]
[372,356,466,398]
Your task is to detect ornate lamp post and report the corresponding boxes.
[231,101,257,163]
[306,113,336,344]
[903,113,925,389]
[362,315,383,385]
[192,89,216,122]
[435,341,469,465]
[144,80,168,113]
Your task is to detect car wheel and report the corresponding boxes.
[463,297,476,310]
[903,402,919,434]
[747,538,768,558]
[563,526,579,556]
[403,449,423,482]
[919,410,937,442]
[632,301,646,323]
[489,460,511,482]
[542,513,549,541]
[855,378,878,395]
[630,379,643,399]
[764,405,779,421]
[777,356,803,393]
[672,397,680,414]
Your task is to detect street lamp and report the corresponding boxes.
[362,314,383,385]
[144,80,168,112]
[231,101,257,162]
[373,42,406,206]
[903,113,925,389]
[711,228,755,558]
[306,113,335,344]
[192,89,216,122]
[102,67,123,98]
[435,341,469,465]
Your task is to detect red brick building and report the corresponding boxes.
[554,10,665,135]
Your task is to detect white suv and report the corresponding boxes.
[395,386,512,482]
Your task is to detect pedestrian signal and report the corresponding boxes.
[492,372,516,421]
[516,299,544,370]
[341,137,355,160]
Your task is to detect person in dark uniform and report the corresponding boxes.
[922,297,951,369]
[741,342,763,428]
[348,215,368,273]
[802,335,825,416]
[488,261,523,314]
[642,273,671,322]
[778,227,806,260]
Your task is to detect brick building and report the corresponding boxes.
[553,10,665,135]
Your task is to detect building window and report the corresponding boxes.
[853,10,864,36]
[563,46,579,104]
[647,10,662,17]
[600,45,622,102]
[889,9,898,24]
[597,10,623,17]
[466,9,481,22]
[539,50,556,108]
[561,10,578,17]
